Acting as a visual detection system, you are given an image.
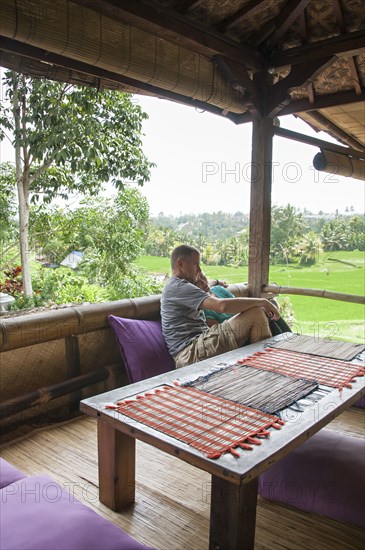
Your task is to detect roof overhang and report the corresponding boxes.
[0,0,364,150]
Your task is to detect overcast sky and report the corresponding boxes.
[1,80,363,217]
[134,94,364,217]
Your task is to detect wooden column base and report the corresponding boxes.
[97,419,135,511]
[209,476,258,550]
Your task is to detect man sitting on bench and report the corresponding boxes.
[161,244,280,368]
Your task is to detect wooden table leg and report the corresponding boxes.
[97,418,135,511]
[209,476,258,550]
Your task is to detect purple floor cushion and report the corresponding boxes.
[0,474,156,550]
[353,394,365,408]
[259,429,365,527]
[0,458,27,489]
[108,316,175,383]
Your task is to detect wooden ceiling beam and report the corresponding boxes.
[288,111,365,152]
[279,89,365,115]
[216,0,267,33]
[274,127,365,158]
[333,0,346,33]
[0,50,137,94]
[298,9,308,43]
[256,0,311,50]
[270,29,365,69]
[307,110,365,151]
[347,56,362,95]
[71,0,264,71]
[173,0,205,14]
[0,37,242,123]
[268,56,335,116]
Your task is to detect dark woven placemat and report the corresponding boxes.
[184,365,318,414]
[269,334,365,361]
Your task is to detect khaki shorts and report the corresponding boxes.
[174,322,239,369]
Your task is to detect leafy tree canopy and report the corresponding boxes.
[0,71,154,296]
[0,73,154,202]
[29,188,151,296]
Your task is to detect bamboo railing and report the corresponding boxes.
[0,294,163,434]
[0,368,110,418]
[263,284,365,305]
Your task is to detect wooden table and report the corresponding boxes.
[80,335,364,550]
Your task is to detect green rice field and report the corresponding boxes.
[137,251,365,343]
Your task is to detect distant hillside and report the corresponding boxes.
[151,211,249,240]
[150,209,364,241]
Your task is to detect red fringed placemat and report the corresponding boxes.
[108,384,284,459]
[237,348,365,390]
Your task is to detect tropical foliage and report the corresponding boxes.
[0,70,154,297]
[146,206,364,266]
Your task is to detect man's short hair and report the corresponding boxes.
[170,244,199,269]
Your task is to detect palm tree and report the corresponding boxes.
[297,233,322,265]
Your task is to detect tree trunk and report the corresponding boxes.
[12,72,33,298]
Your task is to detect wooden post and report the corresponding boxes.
[209,476,258,550]
[97,419,135,511]
[248,116,274,297]
[65,335,81,415]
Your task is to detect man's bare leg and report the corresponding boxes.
[227,307,271,345]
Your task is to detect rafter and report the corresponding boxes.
[71,0,264,71]
[173,0,205,13]
[268,56,335,116]
[298,9,308,44]
[255,0,311,50]
[307,110,365,150]
[270,29,365,69]
[279,89,365,115]
[274,125,365,156]
[216,0,267,33]
[307,82,314,104]
[347,56,362,95]
[0,50,137,94]
[333,0,346,33]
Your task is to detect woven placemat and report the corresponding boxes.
[269,334,365,361]
[110,384,284,459]
[184,365,318,414]
[238,348,365,390]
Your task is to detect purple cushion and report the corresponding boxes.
[0,459,27,489]
[353,394,365,408]
[259,429,365,527]
[0,474,156,550]
[108,317,175,383]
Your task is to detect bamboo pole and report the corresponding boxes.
[0,295,161,352]
[263,284,365,305]
[0,368,110,419]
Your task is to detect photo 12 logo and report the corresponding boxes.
[201,161,305,184]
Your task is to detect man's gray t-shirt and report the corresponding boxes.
[161,276,209,357]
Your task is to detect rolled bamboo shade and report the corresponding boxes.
[313,150,365,180]
[1,0,245,114]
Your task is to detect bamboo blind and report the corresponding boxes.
[313,150,365,180]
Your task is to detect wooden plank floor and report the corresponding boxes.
[1,408,364,550]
